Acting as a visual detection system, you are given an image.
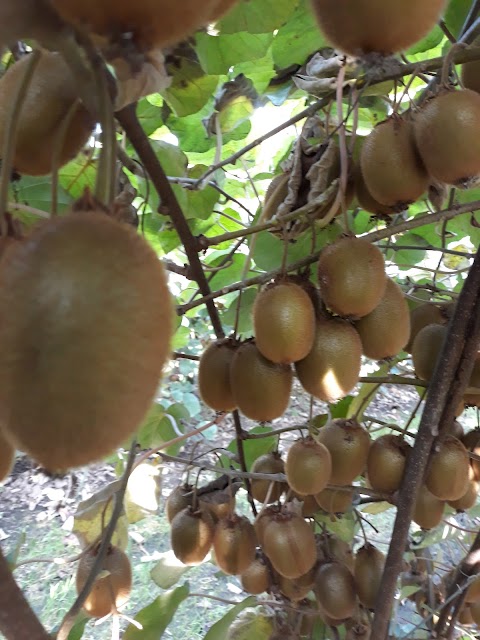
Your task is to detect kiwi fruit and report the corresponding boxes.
[0,0,67,50]
[250,452,286,504]
[76,544,132,618]
[447,470,478,511]
[426,435,470,501]
[354,166,397,217]
[285,437,332,496]
[213,514,256,575]
[315,487,353,513]
[198,492,236,523]
[355,278,411,360]
[466,575,480,604]
[170,506,215,566]
[230,342,292,421]
[0,430,14,482]
[295,316,362,402]
[198,339,237,412]
[446,419,464,440]
[360,117,428,209]
[412,486,445,530]
[0,211,172,472]
[254,504,281,546]
[50,0,238,53]
[461,40,480,95]
[405,301,452,352]
[470,601,480,624]
[0,51,94,176]
[354,544,385,610]
[317,237,387,318]
[462,429,480,480]
[259,172,290,233]
[240,556,270,595]
[314,561,357,620]
[367,434,411,494]
[411,323,447,381]
[316,418,371,485]
[413,89,480,187]
[262,511,317,579]
[253,280,316,364]
[165,484,193,523]
[291,492,322,517]
[322,534,355,572]
[309,0,446,55]
[277,567,316,601]
[458,604,474,625]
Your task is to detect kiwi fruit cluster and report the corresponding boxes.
[0,209,173,472]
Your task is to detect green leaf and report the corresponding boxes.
[124,583,190,639]
[59,156,97,200]
[203,597,258,640]
[13,175,72,216]
[163,60,219,117]
[150,551,191,589]
[272,2,325,68]
[316,511,358,543]
[196,32,273,75]
[361,501,394,515]
[389,232,429,269]
[406,25,443,55]
[225,425,279,470]
[347,362,392,420]
[218,0,298,34]
[223,288,257,336]
[444,0,472,38]
[137,404,185,454]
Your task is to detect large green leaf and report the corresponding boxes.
[162,60,220,117]
[218,0,298,34]
[124,583,190,639]
[272,2,325,68]
[444,0,472,38]
[203,597,258,640]
[196,32,273,75]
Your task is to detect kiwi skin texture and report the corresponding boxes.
[253,280,316,365]
[413,486,445,530]
[213,514,256,576]
[317,237,387,318]
[240,557,270,594]
[354,544,385,610]
[426,436,470,502]
[414,89,480,187]
[262,513,317,579]
[0,51,94,176]
[367,434,411,494]
[309,0,446,56]
[76,545,132,618]
[315,487,353,514]
[166,484,193,524]
[0,430,14,482]
[250,452,286,504]
[170,507,215,566]
[285,437,332,496]
[295,316,362,403]
[0,211,173,472]
[411,324,447,381]
[314,561,357,621]
[198,340,237,412]
[405,302,451,353]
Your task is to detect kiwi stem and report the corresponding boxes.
[335,63,350,233]
[0,50,40,224]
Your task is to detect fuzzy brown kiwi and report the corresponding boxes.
[405,301,452,353]
[0,51,94,176]
[461,40,480,95]
[50,0,238,53]
[360,117,428,209]
[355,278,411,360]
[0,0,66,50]
[354,165,397,216]
[0,211,172,472]
[470,601,480,624]
[314,561,357,620]
[295,316,362,402]
[76,544,132,618]
[250,452,286,504]
[170,506,215,566]
[447,470,478,512]
[198,339,237,412]
[426,435,470,501]
[198,492,236,523]
[367,434,411,494]
[317,237,387,318]
[354,544,385,610]
[411,323,447,381]
[290,492,321,518]
[253,280,316,364]
[0,430,14,482]
[322,534,355,572]
[315,418,371,485]
[414,89,480,187]
[309,0,446,55]
[240,555,271,595]
[465,575,480,604]
[253,504,281,546]
[315,487,353,514]
[277,566,316,601]
[285,437,332,496]
[165,484,193,524]
[230,342,292,421]
[462,429,480,480]
[213,514,256,576]
[412,486,445,530]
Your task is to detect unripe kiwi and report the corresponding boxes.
[76,545,132,618]
[198,339,237,412]
[315,487,353,513]
[411,323,447,381]
[0,211,172,472]
[360,117,428,209]
[309,0,446,55]
[0,52,94,176]
[317,237,387,318]
[414,89,480,187]
[367,434,411,494]
[0,430,14,482]
[262,511,317,579]
[413,486,445,530]
[405,302,452,353]
[230,342,292,421]
[165,484,193,523]
[354,544,385,610]
[240,556,270,595]
[285,437,332,496]
[462,429,480,480]
[295,316,362,402]
[426,436,470,501]
[314,561,357,620]
[170,507,215,566]
[316,419,371,485]
[50,0,238,53]
[253,280,316,364]
[355,278,411,360]
[250,452,286,504]
[213,514,256,576]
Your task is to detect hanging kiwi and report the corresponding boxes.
[0,211,173,472]
[295,315,362,402]
[254,504,281,546]
[413,486,445,530]
[314,561,357,621]
[355,278,411,360]
[322,534,355,572]
[354,166,397,217]
[250,452,286,504]
[0,51,95,176]
[425,436,470,501]
[360,117,428,210]
[253,279,316,365]
[285,437,332,496]
[76,544,132,618]
[213,514,256,576]
[462,429,480,480]
[315,487,353,514]
[354,544,385,610]
[165,484,193,524]
[198,339,237,412]
[447,468,478,511]
[0,0,66,50]
[411,323,447,381]
[414,89,480,187]
[367,434,411,494]
[461,39,480,95]
[0,430,14,483]
[315,418,371,485]
[277,567,316,601]
[309,0,446,56]
[229,342,292,421]
[240,555,271,595]
[405,301,452,353]
[317,237,387,318]
[170,506,215,566]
